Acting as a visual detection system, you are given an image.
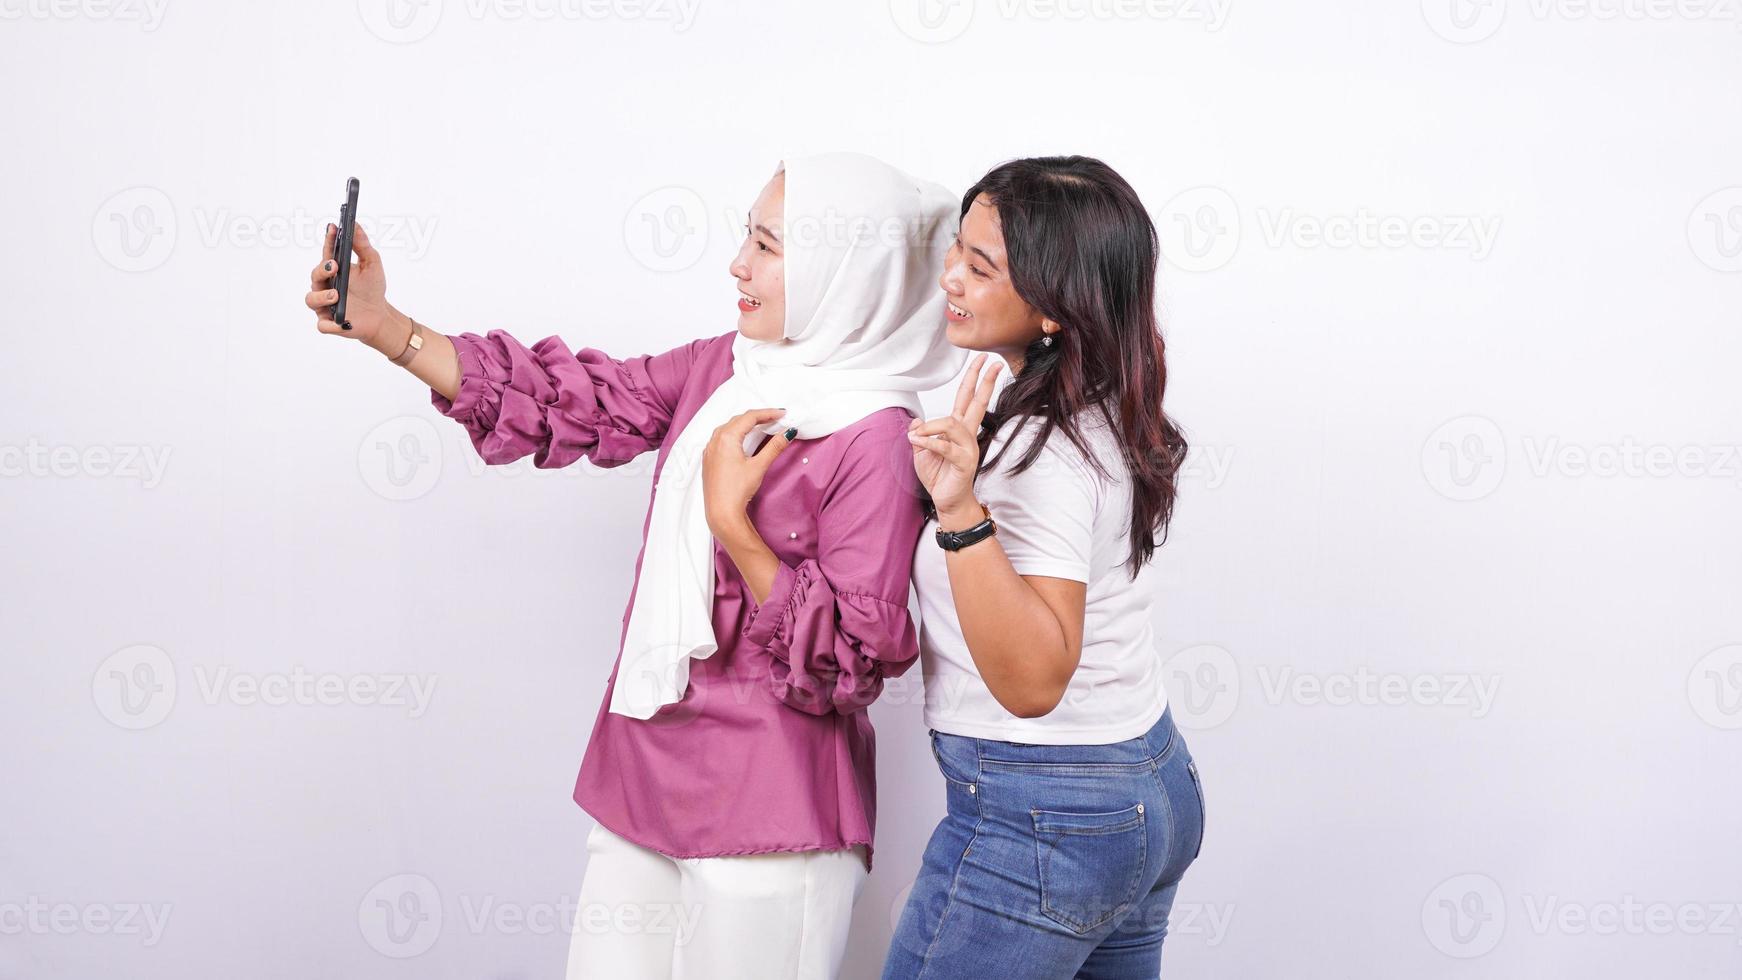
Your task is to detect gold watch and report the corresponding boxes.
[388,317,425,367]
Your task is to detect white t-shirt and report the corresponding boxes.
[912,386,1168,745]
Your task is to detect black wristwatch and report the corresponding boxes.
[936,505,997,551]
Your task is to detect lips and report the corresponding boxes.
[738,290,762,313]
[945,299,972,321]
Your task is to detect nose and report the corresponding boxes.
[938,259,963,295]
[729,242,751,281]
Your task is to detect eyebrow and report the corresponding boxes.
[960,235,1000,272]
[748,213,781,244]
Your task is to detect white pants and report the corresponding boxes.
[564,823,869,980]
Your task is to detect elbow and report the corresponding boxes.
[1007,696,1063,720]
[975,633,1081,720]
[990,672,1074,720]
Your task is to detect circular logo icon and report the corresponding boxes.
[1688,644,1742,730]
[357,0,443,43]
[358,416,443,501]
[1155,186,1240,273]
[889,0,975,43]
[92,187,176,273]
[1687,187,1742,273]
[885,871,978,958]
[358,873,442,958]
[627,648,713,731]
[1421,0,1506,43]
[1422,415,1506,501]
[889,879,916,933]
[92,644,177,730]
[623,186,710,273]
[1422,872,1505,958]
[1160,643,1240,730]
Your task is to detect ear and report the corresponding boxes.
[1041,318,1061,336]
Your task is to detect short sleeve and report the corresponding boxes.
[979,425,1101,584]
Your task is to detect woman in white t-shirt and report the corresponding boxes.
[883,156,1203,980]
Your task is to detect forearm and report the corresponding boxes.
[373,307,463,401]
[938,504,1073,716]
[714,511,781,605]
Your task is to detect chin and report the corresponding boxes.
[737,317,781,342]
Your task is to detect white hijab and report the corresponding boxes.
[608,152,964,719]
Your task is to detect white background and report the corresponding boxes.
[3,0,1740,976]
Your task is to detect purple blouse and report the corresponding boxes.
[430,328,926,871]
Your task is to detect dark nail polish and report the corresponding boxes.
[325,261,334,271]
[341,322,352,331]
[783,427,797,441]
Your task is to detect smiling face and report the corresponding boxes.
[939,194,1058,366]
[729,172,787,341]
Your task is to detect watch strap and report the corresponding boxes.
[936,509,998,551]
[388,317,425,367]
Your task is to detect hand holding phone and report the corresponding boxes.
[306,177,404,355]
[333,177,360,329]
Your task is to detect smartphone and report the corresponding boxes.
[333,177,360,328]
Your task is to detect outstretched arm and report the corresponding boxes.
[304,221,711,468]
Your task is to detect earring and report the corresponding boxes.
[1042,334,1054,347]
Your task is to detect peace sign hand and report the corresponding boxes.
[907,353,1004,529]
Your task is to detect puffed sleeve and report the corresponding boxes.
[431,329,715,468]
[739,415,926,715]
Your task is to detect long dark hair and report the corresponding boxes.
[964,155,1188,576]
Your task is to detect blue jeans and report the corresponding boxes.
[881,707,1204,980]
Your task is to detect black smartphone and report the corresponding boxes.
[333,177,360,328]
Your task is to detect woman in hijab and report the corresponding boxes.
[301,153,964,979]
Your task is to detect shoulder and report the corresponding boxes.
[839,405,918,441]
[687,330,739,371]
[660,330,738,375]
[830,405,919,461]
[984,411,1120,508]
[989,412,1104,477]
[654,331,740,402]
[631,331,738,412]
[818,407,921,496]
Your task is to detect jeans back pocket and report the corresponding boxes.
[1031,802,1148,934]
